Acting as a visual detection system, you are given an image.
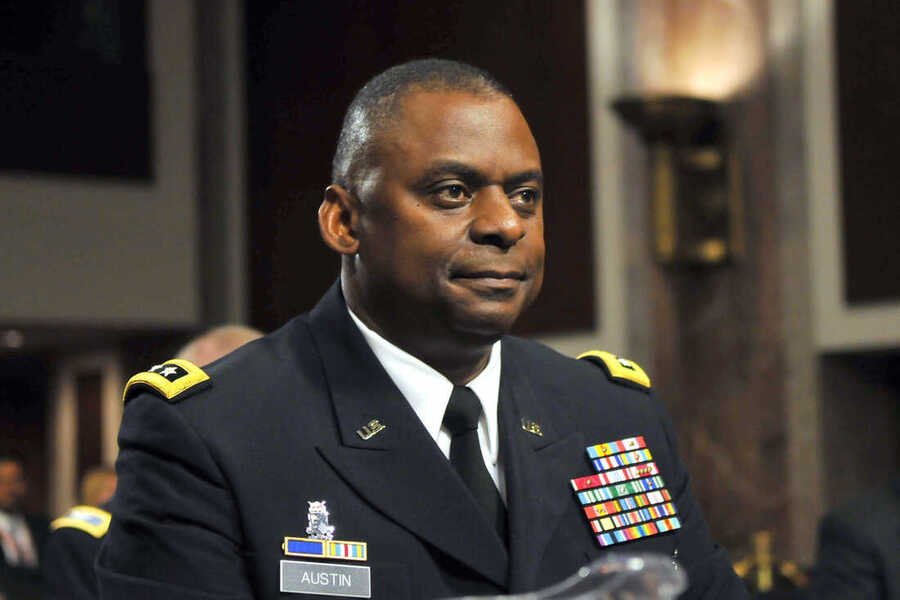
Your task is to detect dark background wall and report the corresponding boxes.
[820,0,900,506]
[0,356,48,514]
[835,0,900,305]
[244,0,596,336]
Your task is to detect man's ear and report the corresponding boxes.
[318,184,361,255]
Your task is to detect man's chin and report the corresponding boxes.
[449,307,522,343]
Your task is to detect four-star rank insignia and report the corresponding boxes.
[570,436,681,547]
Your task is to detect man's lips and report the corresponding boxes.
[450,269,527,296]
[451,269,526,280]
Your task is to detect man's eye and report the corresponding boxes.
[511,188,540,207]
[433,184,471,204]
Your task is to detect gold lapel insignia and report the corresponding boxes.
[356,419,386,440]
[521,418,543,437]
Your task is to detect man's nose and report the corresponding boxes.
[469,186,526,249]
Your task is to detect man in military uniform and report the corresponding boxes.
[97,59,746,598]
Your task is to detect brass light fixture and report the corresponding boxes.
[614,0,763,266]
[612,95,743,265]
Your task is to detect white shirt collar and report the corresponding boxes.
[345,305,503,471]
[0,510,13,529]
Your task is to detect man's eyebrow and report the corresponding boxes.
[504,170,543,189]
[415,161,488,188]
[414,161,543,189]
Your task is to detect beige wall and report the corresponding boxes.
[0,0,200,328]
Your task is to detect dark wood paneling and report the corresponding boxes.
[245,0,594,335]
[75,371,102,483]
[835,0,900,304]
[0,356,48,514]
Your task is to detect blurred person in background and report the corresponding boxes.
[176,324,265,367]
[807,473,900,600]
[0,450,47,600]
[42,325,263,600]
[78,467,117,508]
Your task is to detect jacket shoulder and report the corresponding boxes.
[51,505,111,539]
[122,316,315,409]
[503,337,652,394]
[123,359,210,404]
[575,349,651,391]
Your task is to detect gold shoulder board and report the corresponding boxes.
[577,350,652,390]
[51,505,111,539]
[123,358,211,403]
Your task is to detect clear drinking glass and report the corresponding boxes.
[450,552,687,600]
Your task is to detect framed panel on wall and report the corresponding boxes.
[0,1,150,179]
[804,0,900,351]
[0,0,201,328]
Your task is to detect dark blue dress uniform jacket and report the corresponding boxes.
[96,283,747,599]
[809,476,900,600]
[43,519,104,600]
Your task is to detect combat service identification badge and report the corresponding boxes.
[281,501,371,597]
[570,436,681,547]
[283,501,367,561]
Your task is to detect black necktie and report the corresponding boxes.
[443,385,507,542]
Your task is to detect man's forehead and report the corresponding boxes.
[382,89,539,161]
[395,88,520,126]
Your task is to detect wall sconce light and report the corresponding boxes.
[612,0,762,266]
[612,95,743,265]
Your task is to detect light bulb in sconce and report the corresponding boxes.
[636,0,764,100]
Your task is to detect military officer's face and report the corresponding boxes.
[352,90,545,342]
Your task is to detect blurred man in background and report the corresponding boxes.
[808,474,900,600]
[175,325,264,367]
[0,451,47,600]
[78,467,117,509]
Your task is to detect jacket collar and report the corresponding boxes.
[497,350,584,592]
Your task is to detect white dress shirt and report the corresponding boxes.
[346,305,507,502]
[0,509,37,567]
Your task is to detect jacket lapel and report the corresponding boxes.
[307,284,508,588]
[498,346,585,592]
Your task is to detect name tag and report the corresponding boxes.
[280,560,371,597]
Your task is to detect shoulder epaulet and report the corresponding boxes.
[123,358,211,403]
[51,505,111,538]
[577,350,652,390]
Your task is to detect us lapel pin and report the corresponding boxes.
[356,419,386,440]
[521,418,543,436]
